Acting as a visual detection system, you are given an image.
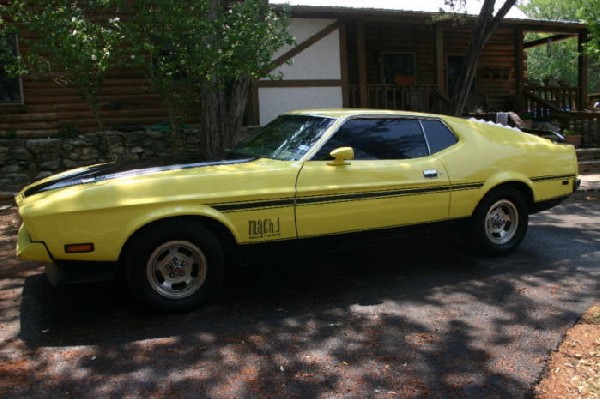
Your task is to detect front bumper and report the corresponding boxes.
[16,225,52,263]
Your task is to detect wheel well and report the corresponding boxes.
[482,181,534,211]
[118,216,238,267]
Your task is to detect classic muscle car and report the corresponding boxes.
[15,109,579,311]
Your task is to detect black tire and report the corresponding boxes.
[466,187,529,256]
[125,220,225,312]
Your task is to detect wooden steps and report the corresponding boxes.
[577,148,600,174]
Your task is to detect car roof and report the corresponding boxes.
[283,108,448,120]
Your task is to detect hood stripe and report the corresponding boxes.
[23,157,256,197]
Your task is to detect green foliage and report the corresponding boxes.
[0,129,18,139]
[123,0,293,153]
[520,0,581,21]
[2,0,292,153]
[6,0,128,128]
[579,0,600,60]
[57,124,81,139]
[124,0,292,94]
[522,0,600,93]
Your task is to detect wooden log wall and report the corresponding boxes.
[0,69,204,137]
[344,20,519,113]
[444,28,518,111]
[1,29,201,137]
[345,20,436,86]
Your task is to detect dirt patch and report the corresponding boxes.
[0,200,39,279]
[535,304,600,399]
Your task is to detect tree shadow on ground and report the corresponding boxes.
[6,201,600,398]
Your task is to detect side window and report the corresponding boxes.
[314,118,429,160]
[0,33,23,104]
[421,120,458,154]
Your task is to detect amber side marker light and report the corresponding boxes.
[64,243,95,253]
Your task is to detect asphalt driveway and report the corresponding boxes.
[1,196,599,398]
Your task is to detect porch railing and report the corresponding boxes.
[524,85,580,115]
[346,84,437,112]
[523,88,600,148]
[555,112,600,148]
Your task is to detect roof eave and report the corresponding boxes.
[278,5,587,33]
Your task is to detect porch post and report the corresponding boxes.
[578,31,589,110]
[357,20,368,107]
[514,29,524,112]
[435,24,445,94]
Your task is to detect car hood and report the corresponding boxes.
[22,156,256,198]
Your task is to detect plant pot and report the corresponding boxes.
[565,134,582,148]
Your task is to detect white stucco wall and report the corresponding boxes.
[259,87,343,125]
[258,18,342,125]
[268,18,341,80]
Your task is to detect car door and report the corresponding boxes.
[294,117,451,238]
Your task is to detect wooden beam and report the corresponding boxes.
[435,24,445,95]
[256,79,342,88]
[578,32,589,110]
[357,20,368,107]
[523,33,576,49]
[514,29,524,112]
[266,21,340,74]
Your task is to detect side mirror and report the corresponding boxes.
[328,146,354,166]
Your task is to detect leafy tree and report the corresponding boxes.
[579,0,600,62]
[446,0,517,116]
[522,0,600,94]
[125,0,293,155]
[5,0,128,129]
[3,0,292,155]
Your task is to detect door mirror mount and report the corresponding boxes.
[328,147,354,166]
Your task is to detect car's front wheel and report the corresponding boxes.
[466,187,529,256]
[125,221,224,312]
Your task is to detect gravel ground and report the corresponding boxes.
[0,195,599,398]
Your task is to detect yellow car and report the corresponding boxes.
[15,109,578,311]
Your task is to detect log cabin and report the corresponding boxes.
[1,0,597,146]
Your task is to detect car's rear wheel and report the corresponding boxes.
[125,221,224,312]
[467,187,529,256]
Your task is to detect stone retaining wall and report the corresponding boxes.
[0,129,205,190]
[2,130,598,193]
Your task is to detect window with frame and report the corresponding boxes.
[421,119,458,154]
[447,55,464,98]
[382,53,416,85]
[313,118,429,160]
[0,33,23,104]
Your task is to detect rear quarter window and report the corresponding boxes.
[422,120,458,154]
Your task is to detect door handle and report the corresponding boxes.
[423,169,438,178]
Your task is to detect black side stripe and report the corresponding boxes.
[296,185,450,206]
[212,182,485,212]
[212,199,295,212]
[531,174,576,182]
[211,174,573,213]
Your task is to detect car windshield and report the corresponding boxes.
[230,114,335,161]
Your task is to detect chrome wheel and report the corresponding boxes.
[145,240,208,299]
[484,199,519,245]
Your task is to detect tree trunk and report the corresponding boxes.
[451,0,516,116]
[222,77,250,150]
[201,77,251,158]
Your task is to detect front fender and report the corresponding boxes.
[122,204,241,248]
